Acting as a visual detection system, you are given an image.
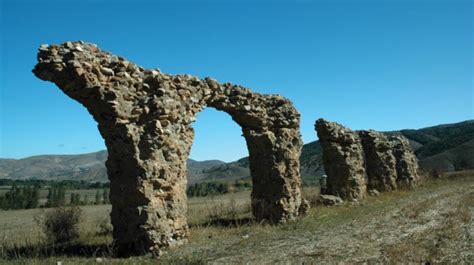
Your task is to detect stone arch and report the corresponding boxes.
[33,41,308,256]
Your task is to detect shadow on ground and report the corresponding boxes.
[2,218,258,259]
[1,243,114,259]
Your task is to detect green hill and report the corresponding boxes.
[400,120,474,159]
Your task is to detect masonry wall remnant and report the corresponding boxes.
[390,135,420,188]
[359,130,398,192]
[315,119,367,200]
[315,118,419,201]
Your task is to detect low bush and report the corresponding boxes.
[96,216,113,237]
[35,206,82,245]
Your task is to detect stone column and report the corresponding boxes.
[33,42,202,255]
[207,81,308,222]
[244,127,307,222]
[315,119,367,200]
[390,136,420,188]
[359,130,398,192]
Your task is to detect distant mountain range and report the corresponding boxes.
[399,120,474,172]
[1,120,472,184]
[0,151,225,184]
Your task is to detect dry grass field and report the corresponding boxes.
[0,172,472,264]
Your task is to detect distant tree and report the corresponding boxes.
[45,185,66,208]
[102,188,109,204]
[186,181,231,197]
[75,194,81,205]
[70,193,76,205]
[46,188,53,207]
[95,190,101,205]
[24,185,39,208]
[31,185,39,208]
[0,184,39,210]
[58,186,66,206]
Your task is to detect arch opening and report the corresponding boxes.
[186,107,251,226]
[189,107,247,163]
[33,41,308,256]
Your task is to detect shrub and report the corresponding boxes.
[96,216,113,236]
[36,206,82,244]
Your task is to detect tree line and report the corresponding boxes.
[0,184,40,210]
[0,184,110,210]
[186,179,252,197]
[1,178,253,209]
[0,178,109,189]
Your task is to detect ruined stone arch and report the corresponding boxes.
[33,41,308,256]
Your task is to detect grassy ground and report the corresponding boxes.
[0,173,472,264]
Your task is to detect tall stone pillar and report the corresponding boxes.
[315,119,367,200]
[359,130,398,192]
[390,136,420,188]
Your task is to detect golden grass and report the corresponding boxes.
[0,171,472,263]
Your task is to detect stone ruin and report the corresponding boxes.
[315,118,420,200]
[359,130,398,192]
[33,41,308,256]
[390,135,420,188]
[359,131,420,190]
[315,119,367,200]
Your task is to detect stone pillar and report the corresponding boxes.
[359,130,398,192]
[390,135,420,188]
[206,81,308,222]
[33,41,306,255]
[315,119,367,200]
[244,127,307,222]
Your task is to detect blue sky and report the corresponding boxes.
[0,0,472,162]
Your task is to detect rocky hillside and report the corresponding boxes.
[399,120,474,171]
[0,151,224,183]
[0,120,472,183]
[0,151,108,182]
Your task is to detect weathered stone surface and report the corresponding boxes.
[315,119,367,200]
[390,135,420,188]
[359,130,398,192]
[316,118,421,196]
[319,194,343,206]
[33,41,307,256]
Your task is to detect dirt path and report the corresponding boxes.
[289,181,474,264]
[164,177,474,264]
